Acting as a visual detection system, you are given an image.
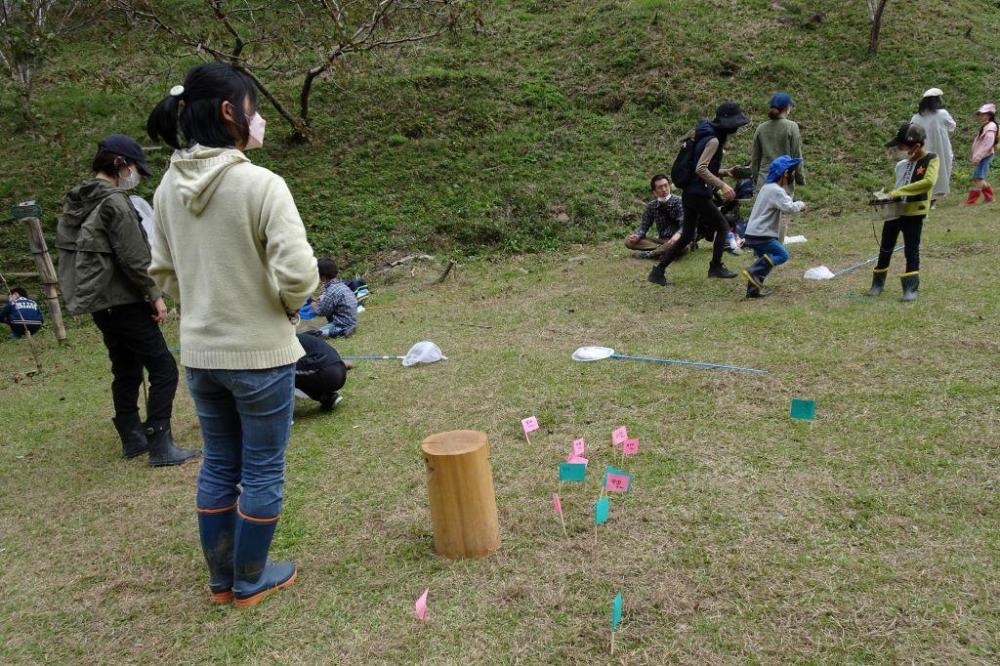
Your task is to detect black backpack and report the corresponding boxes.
[670,133,698,189]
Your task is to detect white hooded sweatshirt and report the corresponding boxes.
[150,146,318,369]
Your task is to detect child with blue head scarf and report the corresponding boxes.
[740,155,807,298]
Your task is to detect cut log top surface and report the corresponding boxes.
[421,430,488,456]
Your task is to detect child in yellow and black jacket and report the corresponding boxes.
[868,123,939,302]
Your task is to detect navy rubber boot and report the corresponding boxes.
[198,504,237,604]
[232,511,297,607]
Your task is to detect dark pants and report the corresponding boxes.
[9,322,42,338]
[294,362,347,402]
[92,302,178,422]
[656,194,727,269]
[875,216,923,273]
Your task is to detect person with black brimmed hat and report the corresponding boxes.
[867,122,939,302]
[649,101,751,287]
[56,134,199,467]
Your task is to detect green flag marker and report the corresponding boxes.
[559,462,587,482]
[790,398,816,421]
[594,496,610,525]
[611,592,623,631]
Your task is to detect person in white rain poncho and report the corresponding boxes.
[910,88,955,202]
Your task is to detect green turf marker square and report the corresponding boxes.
[594,496,610,526]
[559,462,587,482]
[790,399,816,421]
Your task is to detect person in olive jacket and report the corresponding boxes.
[56,134,198,466]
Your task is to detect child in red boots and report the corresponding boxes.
[967,103,997,204]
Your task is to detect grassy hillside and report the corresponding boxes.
[1,0,999,275]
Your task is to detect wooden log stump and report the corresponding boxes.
[421,430,501,559]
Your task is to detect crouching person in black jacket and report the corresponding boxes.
[295,333,348,410]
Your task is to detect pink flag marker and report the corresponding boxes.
[521,416,539,435]
[565,454,589,466]
[415,588,429,622]
[552,492,567,536]
[611,426,628,447]
[622,438,639,456]
[573,438,586,456]
[605,472,630,493]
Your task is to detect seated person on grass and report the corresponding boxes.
[311,256,357,338]
[0,287,44,338]
[295,332,349,410]
[625,174,687,259]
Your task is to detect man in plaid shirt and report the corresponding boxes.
[313,257,357,338]
[625,174,686,259]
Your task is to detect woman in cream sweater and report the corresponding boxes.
[147,63,318,607]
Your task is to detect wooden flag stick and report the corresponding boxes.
[611,630,616,655]
[558,510,567,537]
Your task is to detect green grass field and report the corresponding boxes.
[2,201,998,663]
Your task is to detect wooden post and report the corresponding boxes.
[421,430,501,559]
[22,216,66,341]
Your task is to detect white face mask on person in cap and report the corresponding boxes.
[119,165,141,190]
[245,112,266,150]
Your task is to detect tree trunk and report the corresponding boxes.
[868,0,889,54]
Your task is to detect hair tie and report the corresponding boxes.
[170,85,185,98]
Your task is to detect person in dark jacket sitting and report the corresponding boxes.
[0,287,44,338]
[56,134,198,466]
[649,102,751,287]
[295,332,348,410]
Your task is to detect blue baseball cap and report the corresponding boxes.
[769,92,794,110]
[766,155,802,183]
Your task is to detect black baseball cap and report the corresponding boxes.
[98,133,152,177]
[885,123,926,148]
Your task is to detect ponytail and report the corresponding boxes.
[146,62,258,150]
[767,107,782,120]
[147,94,183,149]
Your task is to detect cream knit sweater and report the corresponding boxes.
[150,146,318,369]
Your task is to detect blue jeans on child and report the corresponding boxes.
[973,154,994,180]
[744,236,789,286]
[318,321,354,338]
[185,365,295,519]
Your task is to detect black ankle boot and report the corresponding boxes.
[145,419,200,467]
[900,272,919,302]
[867,268,888,296]
[647,264,670,286]
[198,504,236,603]
[112,413,148,459]
[707,262,737,279]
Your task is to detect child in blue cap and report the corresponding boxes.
[740,155,807,298]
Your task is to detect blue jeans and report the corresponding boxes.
[318,321,354,338]
[745,237,789,284]
[973,154,993,180]
[185,365,295,519]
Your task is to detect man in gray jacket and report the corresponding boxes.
[57,134,198,466]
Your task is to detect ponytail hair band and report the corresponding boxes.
[169,85,185,98]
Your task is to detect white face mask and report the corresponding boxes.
[245,112,266,150]
[119,166,141,190]
[656,196,670,203]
